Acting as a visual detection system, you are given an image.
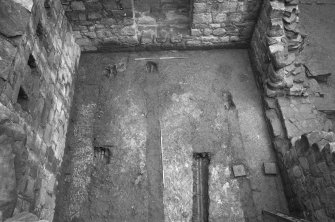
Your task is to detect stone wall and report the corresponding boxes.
[250,0,306,97]
[0,0,80,221]
[190,0,259,46]
[284,131,335,221]
[250,0,335,221]
[263,96,331,217]
[62,0,261,51]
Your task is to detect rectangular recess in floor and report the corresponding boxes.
[93,146,110,164]
[193,152,210,222]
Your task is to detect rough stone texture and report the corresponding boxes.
[249,2,335,219]
[250,0,307,97]
[11,0,34,11]
[191,0,260,46]
[248,2,335,221]
[264,162,277,175]
[258,93,335,221]
[260,95,334,218]
[61,0,261,51]
[0,105,27,220]
[0,0,80,221]
[282,132,335,222]
[277,97,328,139]
[0,109,21,219]
[233,164,247,177]
[0,0,30,37]
[4,211,38,222]
[0,38,17,82]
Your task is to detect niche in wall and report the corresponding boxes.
[17,87,29,112]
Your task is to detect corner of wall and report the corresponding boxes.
[250,0,335,220]
[0,0,81,221]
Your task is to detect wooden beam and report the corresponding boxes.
[134,56,188,61]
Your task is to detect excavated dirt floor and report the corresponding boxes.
[55,49,288,222]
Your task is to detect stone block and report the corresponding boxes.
[210,23,221,28]
[228,13,242,22]
[4,212,38,222]
[219,2,238,12]
[267,24,285,37]
[71,1,85,11]
[101,18,117,26]
[75,38,91,46]
[263,162,277,175]
[317,162,329,174]
[269,43,285,54]
[213,28,226,36]
[315,209,328,222]
[102,1,119,10]
[121,26,135,36]
[138,15,156,25]
[298,157,309,171]
[11,0,33,11]
[323,119,333,132]
[292,165,302,178]
[78,13,86,21]
[191,29,202,36]
[85,2,103,11]
[185,40,201,46]
[22,176,35,200]
[193,13,212,24]
[265,109,283,137]
[213,13,227,23]
[88,12,102,20]
[230,36,240,42]
[140,31,153,44]
[201,36,219,43]
[0,37,17,81]
[0,0,30,37]
[193,3,207,13]
[302,131,329,148]
[232,164,246,177]
[156,28,169,42]
[220,36,230,42]
[203,28,212,36]
[0,142,17,220]
[272,52,295,69]
[84,31,96,39]
[170,35,182,43]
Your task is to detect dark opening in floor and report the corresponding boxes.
[193,152,210,222]
[94,146,110,165]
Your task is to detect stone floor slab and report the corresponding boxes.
[264,162,277,175]
[233,164,247,177]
